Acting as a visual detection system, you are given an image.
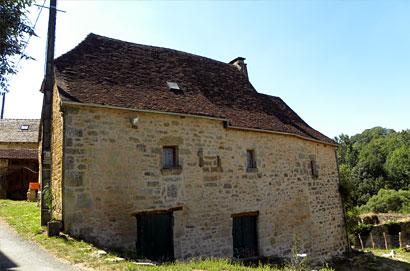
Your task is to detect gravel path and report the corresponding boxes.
[0,219,78,271]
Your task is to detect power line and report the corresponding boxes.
[34,3,66,13]
[15,0,47,69]
[1,1,47,118]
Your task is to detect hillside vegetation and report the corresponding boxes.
[336,127,410,209]
[336,127,410,240]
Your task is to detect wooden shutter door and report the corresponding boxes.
[232,215,258,258]
[136,212,174,261]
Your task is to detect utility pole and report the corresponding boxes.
[41,0,57,226]
[1,93,5,119]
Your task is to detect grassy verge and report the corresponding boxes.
[0,199,333,271]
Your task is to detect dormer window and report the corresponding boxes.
[20,125,29,131]
[167,81,180,91]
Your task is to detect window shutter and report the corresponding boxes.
[163,147,175,168]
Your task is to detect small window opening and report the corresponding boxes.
[217,155,222,168]
[20,125,29,131]
[163,146,178,169]
[246,150,256,169]
[198,148,204,167]
[311,160,318,178]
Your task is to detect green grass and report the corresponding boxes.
[0,199,334,271]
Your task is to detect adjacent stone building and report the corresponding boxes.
[44,33,347,261]
[0,119,39,199]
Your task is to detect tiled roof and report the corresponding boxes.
[55,33,335,145]
[0,149,38,160]
[0,119,40,143]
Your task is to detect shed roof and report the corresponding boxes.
[0,149,38,160]
[0,119,40,143]
[54,33,335,145]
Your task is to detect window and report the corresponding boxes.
[311,160,318,178]
[246,150,256,169]
[163,146,178,169]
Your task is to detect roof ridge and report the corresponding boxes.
[80,33,238,68]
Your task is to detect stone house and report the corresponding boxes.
[44,33,348,261]
[0,119,39,199]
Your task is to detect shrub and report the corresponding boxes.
[345,207,361,244]
[360,189,410,213]
[354,223,373,236]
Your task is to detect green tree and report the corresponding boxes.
[336,128,410,206]
[360,189,410,213]
[338,164,354,209]
[336,128,410,240]
[385,146,410,188]
[357,137,388,178]
[335,134,358,168]
[351,127,395,152]
[0,0,34,92]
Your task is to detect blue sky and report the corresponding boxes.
[4,0,410,138]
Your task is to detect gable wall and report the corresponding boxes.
[50,85,64,220]
[61,104,347,260]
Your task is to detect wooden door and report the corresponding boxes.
[136,212,174,261]
[232,215,258,258]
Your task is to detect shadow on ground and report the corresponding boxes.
[333,251,410,271]
[238,250,410,271]
[38,232,410,271]
[0,250,18,270]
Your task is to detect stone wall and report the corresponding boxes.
[50,85,64,220]
[357,221,410,249]
[360,213,410,224]
[60,103,347,261]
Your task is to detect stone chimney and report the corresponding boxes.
[229,57,248,79]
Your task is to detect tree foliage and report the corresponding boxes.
[336,127,410,208]
[0,0,34,92]
[385,146,410,186]
[360,189,410,213]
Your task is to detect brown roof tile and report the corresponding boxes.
[0,119,40,143]
[55,33,335,145]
